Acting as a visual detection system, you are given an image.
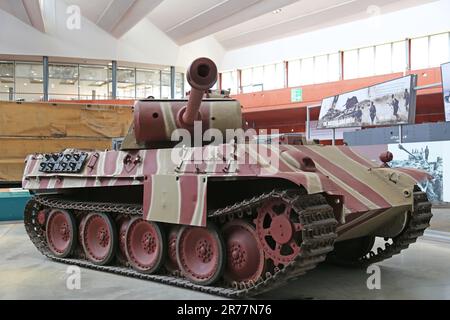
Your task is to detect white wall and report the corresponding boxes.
[176,37,225,69]
[221,0,450,70]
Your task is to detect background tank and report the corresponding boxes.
[22,57,432,298]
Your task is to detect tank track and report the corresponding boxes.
[24,189,338,298]
[327,189,433,267]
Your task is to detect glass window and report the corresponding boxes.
[241,68,253,93]
[314,55,328,83]
[299,57,314,85]
[358,47,375,77]
[221,71,237,94]
[184,73,191,95]
[175,72,184,98]
[136,69,161,99]
[262,64,275,91]
[274,62,285,89]
[15,62,43,101]
[48,64,78,100]
[288,59,301,87]
[328,53,340,82]
[252,66,263,87]
[411,37,429,70]
[210,79,218,90]
[392,41,406,72]
[161,71,171,99]
[375,43,392,75]
[263,63,284,90]
[117,67,135,99]
[79,65,110,100]
[0,62,14,101]
[344,50,358,79]
[429,33,449,67]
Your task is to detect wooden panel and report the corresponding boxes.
[0,101,133,182]
[0,101,133,137]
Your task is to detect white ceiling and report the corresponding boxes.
[214,0,438,49]
[1,0,437,49]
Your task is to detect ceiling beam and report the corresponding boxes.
[22,0,46,32]
[96,0,136,32]
[163,0,298,45]
[96,0,163,38]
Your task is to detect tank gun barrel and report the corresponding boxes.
[180,57,218,126]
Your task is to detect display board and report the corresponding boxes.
[353,142,450,203]
[309,120,359,140]
[442,62,450,121]
[388,141,450,203]
[318,75,417,129]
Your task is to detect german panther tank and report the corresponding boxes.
[22,57,432,298]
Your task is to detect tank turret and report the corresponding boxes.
[122,57,242,149]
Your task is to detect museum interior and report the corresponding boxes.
[0,0,449,301]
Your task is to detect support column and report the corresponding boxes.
[218,72,222,91]
[111,60,117,99]
[306,106,311,141]
[284,61,289,88]
[237,69,242,94]
[170,66,175,99]
[43,56,49,101]
[405,38,411,75]
[339,51,344,80]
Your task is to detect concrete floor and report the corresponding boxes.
[429,208,450,232]
[1,221,450,300]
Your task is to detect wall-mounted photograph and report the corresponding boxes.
[318,75,417,129]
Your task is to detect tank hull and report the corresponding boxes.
[23,144,428,241]
[22,144,432,297]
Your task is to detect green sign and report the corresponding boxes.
[291,88,303,102]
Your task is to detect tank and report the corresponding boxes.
[22,57,432,298]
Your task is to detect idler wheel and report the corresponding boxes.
[165,225,181,273]
[177,223,225,286]
[81,212,117,265]
[222,220,266,283]
[46,209,77,258]
[125,217,166,274]
[254,198,303,266]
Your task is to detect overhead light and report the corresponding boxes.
[272,8,282,14]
